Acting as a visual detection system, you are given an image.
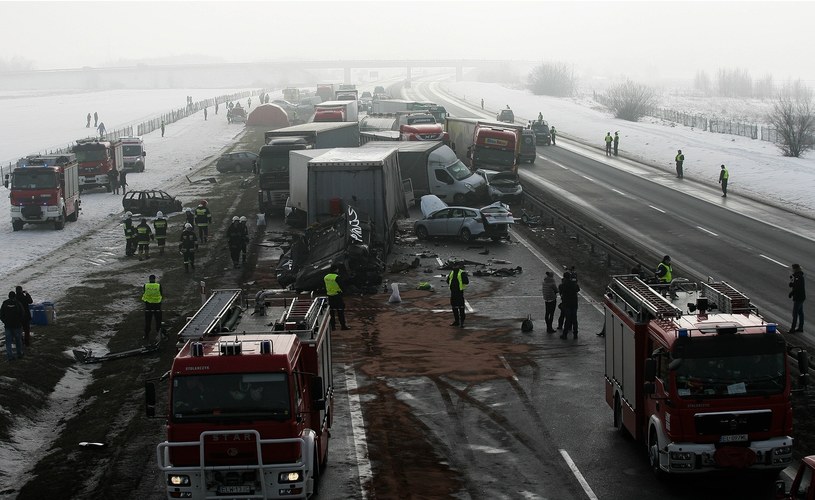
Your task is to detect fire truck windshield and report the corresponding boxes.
[122,145,142,156]
[12,169,58,189]
[673,350,786,398]
[172,373,291,421]
[473,147,514,167]
[74,150,107,162]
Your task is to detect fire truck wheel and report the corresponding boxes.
[12,220,23,231]
[648,429,664,477]
[613,395,622,430]
[54,212,66,230]
[460,228,472,242]
[311,449,321,495]
[67,203,79,222]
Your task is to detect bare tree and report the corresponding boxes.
[527,62,577,97]
[694,70,711,95]
[769,80,815,157]
[753,74,774,99]
[604,80,658,122]
[717,67,753,97]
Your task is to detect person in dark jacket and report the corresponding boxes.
[153,212,168,256]
[239,216,249,264]
[790,263,806,333]
[324,266,349,330]
[108,166,120,194]
[135,217,154,261]
[675,150,685,178]
[1,291,25,360]
[142,275,163,341]
[447,261,469,327]
[226,216,243,268]
[542,271,558,333]
[123,212,136,257]
[119,169,128,195]
[14,286,33,347]
[560,272,580,339]
[179,223,198,273]
[613,131,620,156]
[184,207,195,227]
[93,111,98,127]
[86,112,91,128]
[194,201,212,244]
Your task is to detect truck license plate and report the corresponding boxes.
[217,485,253,494]
[720,434,748,443]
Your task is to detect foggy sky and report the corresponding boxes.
[1,1,813,83]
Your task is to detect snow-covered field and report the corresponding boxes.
[444,80,815,217]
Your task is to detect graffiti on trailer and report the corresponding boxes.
[346,206,363,244]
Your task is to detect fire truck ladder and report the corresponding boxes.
[610,275,683,321]
[177,289,242,342]
[275,296,329,336]
[701,281,753,314]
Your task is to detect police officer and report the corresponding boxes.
[194,200,212,244]
[447,261,469,328]
[719,164,729,197]
[324,266,349,330]
[142,274,163,341]
[604,132,613,156]
[135,217,154,261]
[123,212,136,257]
[239,216,249,264]
[656,255,677,299]
[226,216,243,268]
[153,211,168,256]
[675,150,685,178]
[179,223,198,273]
[550,125,557,145]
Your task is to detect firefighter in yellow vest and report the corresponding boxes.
[142,274,163,341]
[719,164,729,197]
[324,266,349,330]
[447,261,469,327]
[194,200,212,244]
[655,255,677,299]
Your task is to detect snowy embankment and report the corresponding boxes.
[443,81,815,218]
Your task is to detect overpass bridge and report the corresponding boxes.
[0,59,535,90]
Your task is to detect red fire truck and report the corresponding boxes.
[445,117,523,173]
[604,275,808,475]
[147,290,333,499]
[72,138,114,192]
[5,154,81,230]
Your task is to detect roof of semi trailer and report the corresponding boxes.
[267,122,357,134]
[309,147,398,165]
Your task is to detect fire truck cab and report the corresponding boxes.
[147,290,333,499]
[72,138,114,192]
[604,275,807,475]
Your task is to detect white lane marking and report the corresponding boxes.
[436,257,444,267]
[580,175,594,182]
[649,205,666,213]
[465,299,474,313]
[611,188,626,196]
[498,355,519,382]
[696,226,719,237]
[344,366,371,499]
[559,449,599,500]
[760,254,789,267]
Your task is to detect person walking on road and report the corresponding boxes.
[179,223,198,272]
[719,164,729,197]
[161,120,165,137]
[604,132,613,156]
[790,263,806,333]
[97,121,106,139]
[135,217,154,261]
[542,271,559,333]
[93,111,98,127]
[86,112,91,128]
[153,212,168,256]
[613,131,619,156]
[119,169,128,195]
[447,261,469,328]
[123,212,136,257]
[550,125,557,145]
[108,166,120,194]
[203,107,208,120]
[480,98,484,109]
[559,272,580,339]
[1,291,25,360]
[239,216,249,264]
[226,216,243,268]
[142,275,163,341]
[324,266,349,330]
[14,286,33,347]
[675,150,685,178]
[194,200,212,244]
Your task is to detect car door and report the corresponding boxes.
[425,208,451,236]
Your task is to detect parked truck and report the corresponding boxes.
[112,136,146,173]
[147,291,333,500]
[361,141,485,204]
[258,122,360,214]
[315,85,334,103]
[4,153,81,231]
[312,100,358,123]
[445,117,523,173]
[299,147,407,251]
[72,138,114,192]
[334,89,358,102]
[360,112,444,141]
[283,87,301,103]
[370,100,448,124]
[604,275,807,475]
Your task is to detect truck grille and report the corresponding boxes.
[21,205,43,218]
[694,410,771,436]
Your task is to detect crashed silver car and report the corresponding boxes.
[414,195,514,242]
[476,168,523,202]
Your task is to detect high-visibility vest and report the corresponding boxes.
[448,270,467,291]
[324,273,342,296]
[142,282,162,303]
[675,153,684,162]
[721,168,729,180]
[605,135,613,143]
[657,262,672,283]
[195,207,210,226]
[154,219,167,238]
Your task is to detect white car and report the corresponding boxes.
[414,195,514,242]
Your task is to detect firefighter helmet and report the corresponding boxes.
[184,223,192,229]
[232,216,239,222]
[185,207,192,213]
[239,216,247,222]
[201,200,208,206]
[124,211,132,218]
[156,211,164,218]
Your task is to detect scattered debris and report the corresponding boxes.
[72,342,160,363]
[473,266,523,277]
[416,282,434,291]
[78,442,106,449]
[185,174,217,185]
[488,258,512,265]
[389,257,420,273]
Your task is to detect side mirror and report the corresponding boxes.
[644,358,656,382]
[145,381,157,418]
[142,151,147,157]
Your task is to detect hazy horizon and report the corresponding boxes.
[1,1,814,84]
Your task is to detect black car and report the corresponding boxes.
[122,190,183,216]
[497,109,515,123]
[216,151,258,173]
[530,120,551,145]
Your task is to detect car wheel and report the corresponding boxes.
[415,225,429,240]
[530,157,536,164]
[460,228,472,242]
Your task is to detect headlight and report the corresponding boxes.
[278,471,302,482]
[774,447,792,455]
[464,183,473,191]
[168,474,190,486]
[670,452,693,461]
[47,206,58,212]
